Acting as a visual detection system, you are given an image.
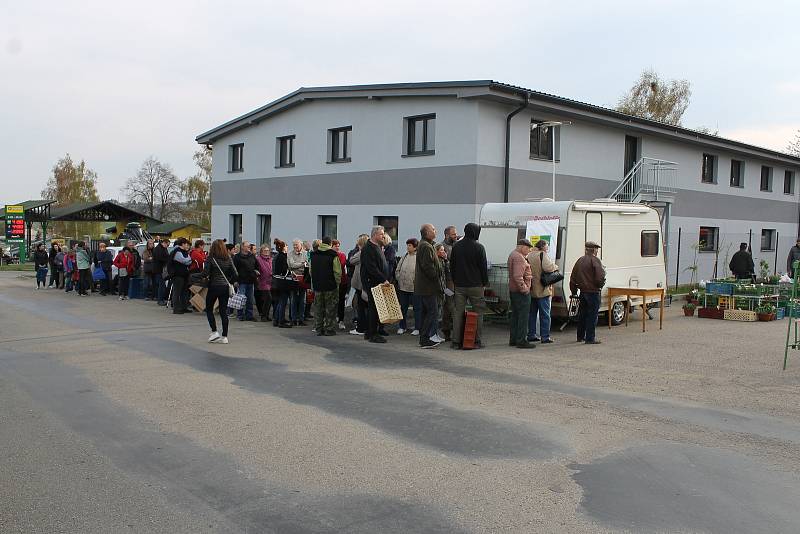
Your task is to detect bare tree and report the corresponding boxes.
[123,157,183,221]
[616,69,691,126]
[787,129,800,157]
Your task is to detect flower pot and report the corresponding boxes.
[757,313,776,322]
[683,308,695,317]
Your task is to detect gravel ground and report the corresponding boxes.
[1,271,799,533]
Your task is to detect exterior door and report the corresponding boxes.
[585,212,602,259]
[624,135,639,175]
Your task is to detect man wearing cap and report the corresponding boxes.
[508,239,535,349]
[569,242,606,344]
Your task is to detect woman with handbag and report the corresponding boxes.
[203,239,239,344]
[271,239,293,328]
[113,245,136,301]
[33,244,49,290]
[255,244,273,322]
[527,240,561,344]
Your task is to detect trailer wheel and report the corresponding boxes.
[610,301,627,326]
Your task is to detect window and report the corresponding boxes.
[785,170,795,195]
[761,229,776,251]
[641,231,660,257]
[277,135,295,167]
[329,127,352,163]
[257,214,271,247]
[404,115,435,156]
[698,226,719,252]
[374,216,398,245]
[319,215,337,239]
[701,153,716,184]
[760,166,772,192]
[530,120,559,160]
[730,160,743,187]
[230,214,242,244]
[229,143,244,172]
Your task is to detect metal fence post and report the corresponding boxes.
[675,227,682,289]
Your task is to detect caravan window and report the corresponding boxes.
[641,231,659,257]
[517,226,564,259]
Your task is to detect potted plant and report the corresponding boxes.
[756,304,776,321]
[682,302,696,316]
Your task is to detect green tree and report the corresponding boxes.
[41,154,102,238]
[787,129,800,156]
[616,70,691,126]
[181,146,212,228]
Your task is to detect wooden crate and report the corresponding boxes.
[371,283,403,324]
[723,309,757,322]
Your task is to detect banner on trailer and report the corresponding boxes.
[525,216,559,260]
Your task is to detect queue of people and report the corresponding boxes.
[29,222,608,350]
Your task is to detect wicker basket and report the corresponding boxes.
[723,309,757,322]
[371,283,403,324]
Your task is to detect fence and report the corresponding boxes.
[667,228,793,288]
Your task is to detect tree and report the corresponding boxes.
[787,129,800,156]
[616,70,691,126]
[123,157,183,221]
[41,154,101,237]
[181,146,212,227]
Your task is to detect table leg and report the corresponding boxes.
[608,295,612,329]
[659,290,664,330]
[642,296,647,332]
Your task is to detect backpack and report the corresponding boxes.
[165,249,177,280]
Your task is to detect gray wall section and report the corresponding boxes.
[212,164,799,224]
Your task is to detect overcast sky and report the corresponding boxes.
[2,0,799,204]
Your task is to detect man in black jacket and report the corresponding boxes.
[729,243,755,280]
[93,242,114,295]
[233,241,259,321]
[310,236,342,336]
[152,238,170,305]
[449,223,489,349]
[170,238,192,314]
[360,225,390,343]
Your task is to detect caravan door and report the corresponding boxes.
[585,212,603,259]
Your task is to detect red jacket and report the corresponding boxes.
[336,251,348,285]
[190,248,206,272]
[113,250,136,274]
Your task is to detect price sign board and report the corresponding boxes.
[5,205,25,242]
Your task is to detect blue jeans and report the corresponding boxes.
[237,283,255,320]
[274,291,289,323]
[528,296,552,341]
[290,288,305,321]
[577,292,601,342]
[397,290,422,331]
[36,267,48,287]
[156,273,166,302]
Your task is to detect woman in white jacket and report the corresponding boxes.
[394,238,422,335]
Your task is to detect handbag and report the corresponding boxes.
[228,292,247,310]
[213,258,236,297]
[539,252,564,287]
[93,266,106,280]
[118,267,128,278]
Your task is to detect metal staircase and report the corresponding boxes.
[610,157,678,204]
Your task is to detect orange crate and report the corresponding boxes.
[462,311,478,349]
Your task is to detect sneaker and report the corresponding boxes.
[338,321,346,330]
[411,329,420,336]
[368,335,387,343]
[396,328,406,335]
[208,332,221,343]
[311,328,317,333]
[420,339,440,349]
[430,334,444,343]
[540,338,554,344]
[528,336,541,343]
[119,296,124,301]
[218,337,229,344]
[349,329,362,336]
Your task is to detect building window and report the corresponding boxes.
[229,144,244,172]
[641,231,660,257]
[230,214,242,244]
[761,229,777,252]
[319,215,337,239]
[530,120,559,160]
[698,226,719,252]
[404,114,435,156]
[277,135,295,168]
[374,216,398,245]
[701,153,716,184]
[257,214,271,247]
[760,166,772,192]
[785,170,795,195]
[329,127,352,163]
[730,160,743,187]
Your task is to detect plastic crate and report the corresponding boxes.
[706,282,733,295]
[723,309,757,322]
[776,308,786,320]
[371,283,403,324]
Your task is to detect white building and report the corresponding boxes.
[196,80,800,283]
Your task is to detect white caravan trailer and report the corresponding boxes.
[479,200,666,325]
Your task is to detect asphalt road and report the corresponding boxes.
[1,271,799,533]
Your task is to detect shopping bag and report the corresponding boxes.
[93,266,106,280]
[228,292,247,310]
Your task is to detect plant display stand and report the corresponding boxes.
[784,261,800,370]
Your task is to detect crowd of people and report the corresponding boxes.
[30,222,607,348]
